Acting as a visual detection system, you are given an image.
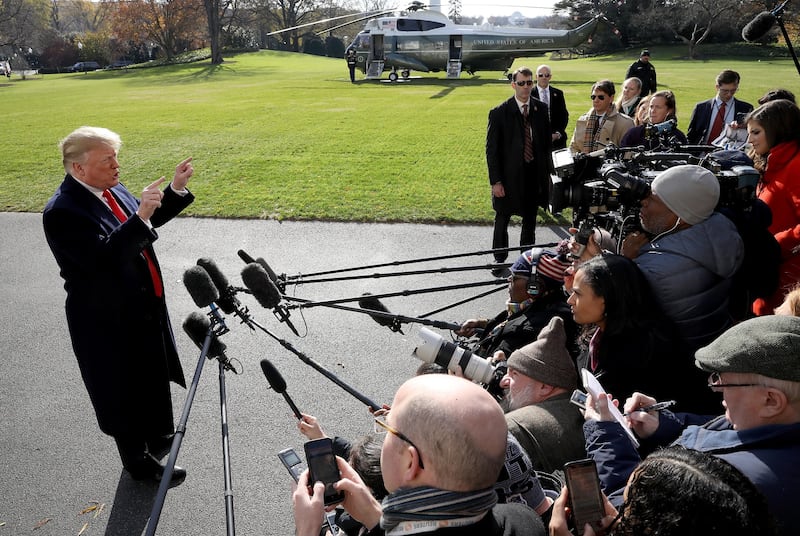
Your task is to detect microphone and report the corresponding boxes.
[237,249,279,283]
[260,359,303,419]
[183,311,227,359]
[358,293,404,334]
[196,258,239,314]
[742,11,777,42]
[183,265,228,329]
[241,263,299,336]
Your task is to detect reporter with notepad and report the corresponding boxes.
[566,254,709,411]
[580,315,800,536]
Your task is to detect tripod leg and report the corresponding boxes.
[218,360,236,536]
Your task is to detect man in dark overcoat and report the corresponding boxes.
[43,126,194,485]
[486,66,553,267]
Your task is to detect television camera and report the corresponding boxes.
[548,145,761,247]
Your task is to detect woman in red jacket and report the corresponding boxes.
[747,99,800,314]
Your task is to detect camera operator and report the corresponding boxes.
[619,90,687,150]
[621,164,743,356]
[456,248,576,362]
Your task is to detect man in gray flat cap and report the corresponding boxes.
[500,316,586,474]
[583,315,800,536]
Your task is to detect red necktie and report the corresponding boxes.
[708,101,727,142]
[102,189,163,297]
[523,104,534,163]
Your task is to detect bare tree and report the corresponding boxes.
[204,0,232,63]
[636,0,744,59]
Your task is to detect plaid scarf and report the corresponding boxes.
[381,486,497,535]
[582,112,601,153]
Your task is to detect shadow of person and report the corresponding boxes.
[104,472,159,536]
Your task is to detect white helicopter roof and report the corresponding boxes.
[362,9,576,37]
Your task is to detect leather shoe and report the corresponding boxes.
[490,262,510,278]
[147,433,176,459]
[127,453,187,488]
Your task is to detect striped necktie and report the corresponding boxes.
[523,104,534,163]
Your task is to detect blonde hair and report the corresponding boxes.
[60,126,122,173]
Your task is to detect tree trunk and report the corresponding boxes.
[205,0,224,64]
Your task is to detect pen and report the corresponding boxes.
[623,400,676,416]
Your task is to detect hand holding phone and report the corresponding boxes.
[564,459,605,535]
[304,438,345,505]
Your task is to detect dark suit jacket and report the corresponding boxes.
[486,96,553,216]
[43,175,193,437]
[536,85,569,149]
[686,98,754,145]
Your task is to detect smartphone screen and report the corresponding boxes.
[564,459,605,535]
[277,448,305,482]
[304,438,345,505]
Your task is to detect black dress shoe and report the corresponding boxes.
[146,434,176,459]
[490,262,510,278]
[127,453,187,488]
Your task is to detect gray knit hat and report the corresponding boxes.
[651,164,720,225]
[695,315,800,381]
[507,316,577,390]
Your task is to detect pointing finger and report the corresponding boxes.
[144,177,166,191]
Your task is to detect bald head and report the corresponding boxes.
[391,375,507,491]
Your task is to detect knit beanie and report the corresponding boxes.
[507,316,578,390]
[651,164,719,225]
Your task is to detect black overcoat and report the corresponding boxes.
[43,175,192,437]
[486,96,553,216]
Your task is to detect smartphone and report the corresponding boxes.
[277,447,305,482]
[304,438,345,505]
[564,459,605,536]
[570,389,588,410]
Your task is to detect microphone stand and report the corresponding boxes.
[282,279,507,309]
[145,316,238,536]
[248,316,383,411]
[269,262,523,285]
[274,242,558,286]
[774,3,800,76]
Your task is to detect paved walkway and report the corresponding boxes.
[0,212,568,535]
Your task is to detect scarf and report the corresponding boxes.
[381,486,497,535]
[582,112,601,153]
[619,96,638,116]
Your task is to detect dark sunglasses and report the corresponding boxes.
[590,94,606,101]
[515,80,534,86]
[537,73,551,78]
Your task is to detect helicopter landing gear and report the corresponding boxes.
[401,70,410,79]
[388,71,399,82]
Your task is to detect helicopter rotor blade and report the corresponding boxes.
[268,8,395,36]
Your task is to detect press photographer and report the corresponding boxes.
[619,90,688,150]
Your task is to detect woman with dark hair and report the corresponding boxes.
[569,79,634,154]
[567,254,712,410]
[619,90,687,149]
[746,99,800,315]
[550,446,778,536]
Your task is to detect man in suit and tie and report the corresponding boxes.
[535,64,569,150]
[486,67,553,270]
[686,70,753,145]
[43,126,194,486]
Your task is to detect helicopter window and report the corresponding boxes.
[397,19,446,31]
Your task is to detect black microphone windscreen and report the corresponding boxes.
[260,359,287,393]
[742,12,776,42]
[182,311,227,357]
[183,265,219,308]
[241,263,281,308]
[236,249,279,283]
[197,258,237,314]
[358,293,395,328]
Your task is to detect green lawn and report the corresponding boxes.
[1,47,795,223]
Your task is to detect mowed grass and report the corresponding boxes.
[1,47,795,223]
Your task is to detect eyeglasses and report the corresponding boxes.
[374,416,425,468]
[707,372,762,392]
[590,94,606,101]
[515,80,534,87]
[537,73,551,78]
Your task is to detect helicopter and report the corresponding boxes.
[343,7,610,82]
